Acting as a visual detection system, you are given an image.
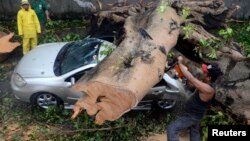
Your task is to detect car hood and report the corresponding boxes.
[15,42,68,78]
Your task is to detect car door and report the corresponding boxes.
[63,67,93,105]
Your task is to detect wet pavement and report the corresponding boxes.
[0,48,22,97]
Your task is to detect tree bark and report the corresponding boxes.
[0,32,20,62]
[71,2,181,125]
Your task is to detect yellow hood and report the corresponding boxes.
[21,0,29,5]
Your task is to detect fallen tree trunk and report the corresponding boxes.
[70,0,250,125]
[71,3,181,124]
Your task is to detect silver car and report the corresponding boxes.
[11,38,183,110]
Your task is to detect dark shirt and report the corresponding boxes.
[184,90,212,119]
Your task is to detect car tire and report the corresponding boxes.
[156,99,177,110]
[152,99,186,118]
[31,92,64,109]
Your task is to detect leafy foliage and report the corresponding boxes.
[39,20,86,43]
[1,99,175,141]
[39,31,61,43]
[39,31,82,43]
[231,22,250,57]
[46,20,87,30]
[200,109,236,141]
[100,43,115,56]
[1,20,86,44]
[182,24,196,39]
[61,33,81,42]
[218,27,233,42]
[196,38,221,59]
[0,21,18,33]
[181,7,191,19]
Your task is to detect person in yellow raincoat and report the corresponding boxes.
[17,0,41,55]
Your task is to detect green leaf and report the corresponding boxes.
[199,39,208,47]
[246,26,250,32]
[218,27,233,40]
[181,7,191,19]
[207,48,217,59]
[226,28,233,35]
[182,24,195,39]
[100,43,114,56]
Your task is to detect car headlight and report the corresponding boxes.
[13,73,26,87]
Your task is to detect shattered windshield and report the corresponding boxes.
[54,39,101,76]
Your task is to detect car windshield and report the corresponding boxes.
[54,39,102,76]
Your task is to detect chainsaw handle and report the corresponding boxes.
[165,58,188,79]
[165,58,178,72]
[165,61,178,72]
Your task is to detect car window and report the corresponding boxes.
[60,39,101,75]
[65,68,92,82]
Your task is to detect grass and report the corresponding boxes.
[0,92,176,141]
[0,89,238,141]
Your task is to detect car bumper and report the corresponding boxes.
[10,81,33,103]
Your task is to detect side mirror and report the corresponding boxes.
[70,77,76,85]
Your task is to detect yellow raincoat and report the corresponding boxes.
[17,5,41,54]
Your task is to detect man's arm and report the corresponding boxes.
[42,0,50,20]
[45,10,50,20]
[177,56,214,95]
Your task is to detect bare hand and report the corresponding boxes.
[0,33,20,53]
[177,56,184,64]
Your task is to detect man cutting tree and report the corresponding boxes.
[167,56,223,141]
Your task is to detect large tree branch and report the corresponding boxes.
[71,2,181,125]
[69,0,249,125]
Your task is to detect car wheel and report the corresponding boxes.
[32,92,64,109]
[157,99,176,110]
